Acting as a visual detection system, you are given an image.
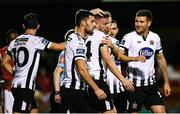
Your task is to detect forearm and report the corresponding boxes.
[118,53,137,63]
[106,58,125,81]
[49,42,66,51]
[158,59,169,84]
[2,63,13,75]
[111,44,120,57]
[79,68,99,91]
[53,70,61,91]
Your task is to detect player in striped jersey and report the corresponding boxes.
[106,19,127,113]
[105,9,171,113]
[105,15,146,112]
[1,13,65,113]
[85,11,135,113]
[49,29,75,113]
[60,9,107,113]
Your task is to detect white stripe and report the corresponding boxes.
[21,101,26,110]
[105,100,111,110]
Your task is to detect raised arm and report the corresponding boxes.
[101,38,146,63]
[49,42,66,51]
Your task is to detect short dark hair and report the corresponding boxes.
[6,29,18,43]
[111,19,117,24]
[75,9,94,27]
[6,29,18,37]
[136,9,153,21]
[24,12,39,29]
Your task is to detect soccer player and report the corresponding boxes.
[60,9,107,113]
[85,11,135,113]
[107,9,171,113]
[0,29,18,113]
[49,29,75,113]
[1,12,65,113]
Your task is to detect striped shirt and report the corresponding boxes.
[106,36,125,94]
[63,33,87,90]
[85,29,107,81]
[120,31,162,87]
[7,34,51,90]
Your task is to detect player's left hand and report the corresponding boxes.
[164,82,171,97]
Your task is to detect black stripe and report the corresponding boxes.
[80,81,84,90]
[70,57,76,89]
[26,50,39,89]
[99,44,104,81]
[113,84,117,93]
[119,46,129,55]
[155,48,162,54]
[44,41,50,50]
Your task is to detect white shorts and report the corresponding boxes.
[4,90,14,113]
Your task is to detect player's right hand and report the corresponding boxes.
[136,55,146,62]
[122,79,135,92]
[95,88,107,100]
[54,94,61,103]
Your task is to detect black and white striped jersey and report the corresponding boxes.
[63,33,87,90]
[106,36,125,94]
[7,34,51,90]
[85,29,107,81]
[120,31,163,87]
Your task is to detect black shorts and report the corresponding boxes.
[88,80,114,113]
[11,88,37,113]
[49,89,62,113]
[60,86,93,113]
[111,91,127,113]
[126,85,164,112]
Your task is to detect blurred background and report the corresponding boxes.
[0,0,180,113]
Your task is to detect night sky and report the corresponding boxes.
[0,1,180,65]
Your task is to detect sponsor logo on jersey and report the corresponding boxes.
[41,39,49,45]
[76,49,85,54]
[139,47,154,59]
[149,40,154,45]
[120,39,125,45]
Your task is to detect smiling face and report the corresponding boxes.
[135,16,151,35]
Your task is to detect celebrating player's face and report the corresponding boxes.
[85,15,96,35]
[135,16,151,35]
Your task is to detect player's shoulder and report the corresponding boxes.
[149,31,160,39]
[109,36,118,44]
[124,31,137,37]
[93,29,106,37]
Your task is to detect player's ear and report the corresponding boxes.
[148,21,151,27]
[81,20,86,26]
[22,24,25,29]
[37,24,40,29]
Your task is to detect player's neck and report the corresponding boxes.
[24,29,36,36]
[76,28,86,39]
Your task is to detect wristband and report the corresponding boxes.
[54,91,60,95]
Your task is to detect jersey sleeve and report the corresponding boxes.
[119,34,131,51]
[73,41,86,61]
[56,51,65,68]
[35,37,51,50]
[155,35,163,54]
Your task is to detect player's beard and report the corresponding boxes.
[85,28,94,36]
